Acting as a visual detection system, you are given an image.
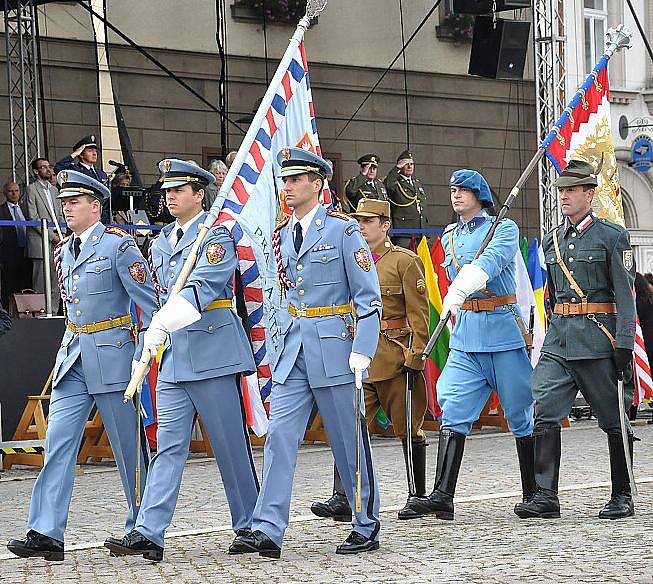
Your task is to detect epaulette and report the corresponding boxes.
[327,209,352,221]
[597,216,626,233]
[274,216,290,232]
[104,226,128,237]
[442,222,457,235]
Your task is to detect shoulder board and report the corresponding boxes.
[392,245,418,259]
[597,217,625,232]
[442,223,457,235]
[104,226,128,237]
[274,216,290,232]
[327,209,352,221]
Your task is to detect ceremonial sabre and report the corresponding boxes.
[617,377,637,496]
[355,369,363,513]
[421,25,633,362]
[123,0,329,401]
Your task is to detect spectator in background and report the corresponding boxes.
[204,160,228,209]
[26,158,63,314]
[225,150,238,168]
[48,164,57,187]
[0,182,32,309]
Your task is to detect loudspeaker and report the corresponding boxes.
[468,16,531,80]
[453,0,530,14]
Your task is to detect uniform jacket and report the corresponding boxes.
[54,156,108,184]
[385,168,428,230]
[368,237,429,382]
[25,181,63,260]
[149,213,256,384]
[273,205,382,388]
[0,201,30,268]
[53,223,158,393]
[344,175,388,213]
[542,212,636,360]
[442,212,526,353]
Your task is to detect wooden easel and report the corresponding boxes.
[2,368,53,469]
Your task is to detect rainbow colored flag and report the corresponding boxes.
[417,236,449,420]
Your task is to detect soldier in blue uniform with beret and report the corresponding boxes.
[7,171,157,562]
[230,148,383,558]
[104,159,260,562]
[405,169,535,521]
[515,160,637,521]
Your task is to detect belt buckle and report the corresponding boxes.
[470,298,480,311]
[562,304,570,317]
[295,308,307,318]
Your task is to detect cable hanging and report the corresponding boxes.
[398,0,410,149]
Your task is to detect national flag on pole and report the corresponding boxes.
[513,251,546,366]
[417,236,449,419]
[634,319,653,405]
[542,46,652,401]
[209,38,325,435]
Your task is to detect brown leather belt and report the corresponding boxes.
[380,318,409,331]
[461,294,517,312]
[553,302,617,316]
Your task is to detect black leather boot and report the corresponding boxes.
[398,439,428,520]
[402,429,466,520]
[310,463,352,522]
[598,433,635,519]
[515,434,536,503]
[7,530,64,561]
[514,427,561,519]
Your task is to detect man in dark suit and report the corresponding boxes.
[0,181,32,308]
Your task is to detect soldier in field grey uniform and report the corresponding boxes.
[515,159,637,521]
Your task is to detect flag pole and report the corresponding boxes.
[124,1,328,401]
[422,25,632,362]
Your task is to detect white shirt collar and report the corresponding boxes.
[169,211,204,245]
[291,203,320,235]
[76,221,101,246]
[38,179,51,190]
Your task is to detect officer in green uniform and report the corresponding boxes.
[515,159,637,521]
[344,154,387,213]
[384,150,428,248]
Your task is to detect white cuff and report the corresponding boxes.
[453,263,489,297]
[156,294,202,333]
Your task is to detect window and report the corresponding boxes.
[584,0,607,73]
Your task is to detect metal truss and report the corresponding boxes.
[4,0,41,185]
[533,0,566,233]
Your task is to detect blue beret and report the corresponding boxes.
[450,169,494,208]
[277,147,330,179]
[56,170,110,202]
[158,158,215,189]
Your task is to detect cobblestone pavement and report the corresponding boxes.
[1,420,652,582]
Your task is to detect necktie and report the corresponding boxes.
[90,166,99,180]
[11,204,26,247]
[176,227,184,246]
[73,237,81,259]
[294,222,303,253]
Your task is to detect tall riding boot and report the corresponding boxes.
[515,434,536,503]
[398,439,427,520]
[514,427,561,519]
[310,463,352,522]
[403,429,466,520]
[598,433,635,519]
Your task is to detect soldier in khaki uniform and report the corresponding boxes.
[343,154,387,213]
[311,198,430,521]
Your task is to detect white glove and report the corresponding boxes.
[441,263,489,318]
[142,294,201,355]
[131,359,145,391]
[349,351,371,373]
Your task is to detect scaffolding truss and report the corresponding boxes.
[4,0,41,185]
[533,0,566,233]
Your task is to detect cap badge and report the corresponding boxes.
[164,159,172,172]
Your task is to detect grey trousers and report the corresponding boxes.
[532,352,634,435]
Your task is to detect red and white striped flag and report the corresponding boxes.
[634,317,653,405]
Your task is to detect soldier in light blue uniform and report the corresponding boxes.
[405,169,534,521]
[7,171,157,562]
[230,148,382,559]
[104,159,259,562]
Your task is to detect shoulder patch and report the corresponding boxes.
[345,223,360,237]
[327,209,351,221]
[274,216,290,232]
[211,225,231,238]
[118,238,136,252]
[105,226,128,237]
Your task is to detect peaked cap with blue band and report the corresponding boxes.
[450,169,494,208]
[277,147,331,179]
[158,158,216,189]
[56,169,110,202]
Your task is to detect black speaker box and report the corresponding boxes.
[453,0,531,14]
[468,16,531,80]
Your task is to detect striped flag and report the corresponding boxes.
[209,40,325,435]
[417,236,449,420]
[634,310,653,405]
[526,238,547,330]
